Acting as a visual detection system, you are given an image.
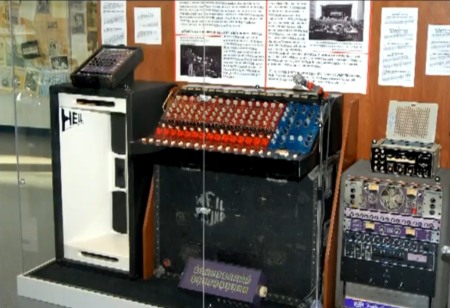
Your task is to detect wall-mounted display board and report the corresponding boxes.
[101,0,450,168]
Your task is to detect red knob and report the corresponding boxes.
[237,135,245,145]
[245,136,253,146]
[214,133,221,142]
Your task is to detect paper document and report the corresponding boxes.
[378,7,418,87]
[175,1,372,94]
[101,1,127,46]
[426,25,450,76]
[134,7,162,45]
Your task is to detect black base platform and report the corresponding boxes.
[27,261,298,308]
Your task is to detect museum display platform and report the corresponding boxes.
[18,261,293,308]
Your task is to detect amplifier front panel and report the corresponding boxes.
[336,161,450,308]
[154,164,318,304]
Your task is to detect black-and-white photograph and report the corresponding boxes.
[71,12,86,34]
[47,21,58,29]
[51,56,69,70]
[87,2,97,28]
[7,2,19,25]
[309,0,365,42]
[0,66,12,89]
[69,1,84,11]
[180,45,222,78]
[48,40,61,57]
[0,40,5,65]
[21,40,40,59]
[25,70,39,92]
[36,0,50,14]
[87,31,98,52]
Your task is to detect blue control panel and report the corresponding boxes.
[268,102,321,155]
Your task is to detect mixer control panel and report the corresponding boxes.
[70,45,143,89]
[370,139,441,178]
[139,85,338,161]
[343,176,443,220]
[342,231,436,271]
[341,231,437,296]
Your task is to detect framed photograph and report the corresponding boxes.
[51,56,69,70]
[71,12,86,34]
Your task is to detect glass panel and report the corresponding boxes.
[196,2,329,307]
[9,0,98,272]
[0,1,22,307]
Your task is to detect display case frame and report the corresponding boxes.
[10,1,350,307]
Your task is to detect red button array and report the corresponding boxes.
[152,124,271,152]
[163,95,285,132]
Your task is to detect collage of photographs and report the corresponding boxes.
[0,0,97,96]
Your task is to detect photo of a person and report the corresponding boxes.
[180,45,222,78]
[87,31,98,53]
[47,21,58,29]
[25,70,39,92]
[48,41,61,57]
[51,56,69,70]
[71,13,85,34]
[69,1,83,11]
[186,48,195,76]
[36,0,50,14]
[87,2,97,28]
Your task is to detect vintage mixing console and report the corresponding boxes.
[133,84,342,178]
[128,84,343,307]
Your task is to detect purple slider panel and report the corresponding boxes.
[349,219,433,241]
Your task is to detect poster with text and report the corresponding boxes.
[175,0,371,94]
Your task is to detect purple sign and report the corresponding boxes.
[178,258,267,306]
[345,297,403,308]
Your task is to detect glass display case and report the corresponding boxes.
[0,1,98,307]
[8,1,344,308]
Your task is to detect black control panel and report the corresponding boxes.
[370,139,441,178]
[71,45,143,89]
[342,231,436,271]
[336,160,450,308]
